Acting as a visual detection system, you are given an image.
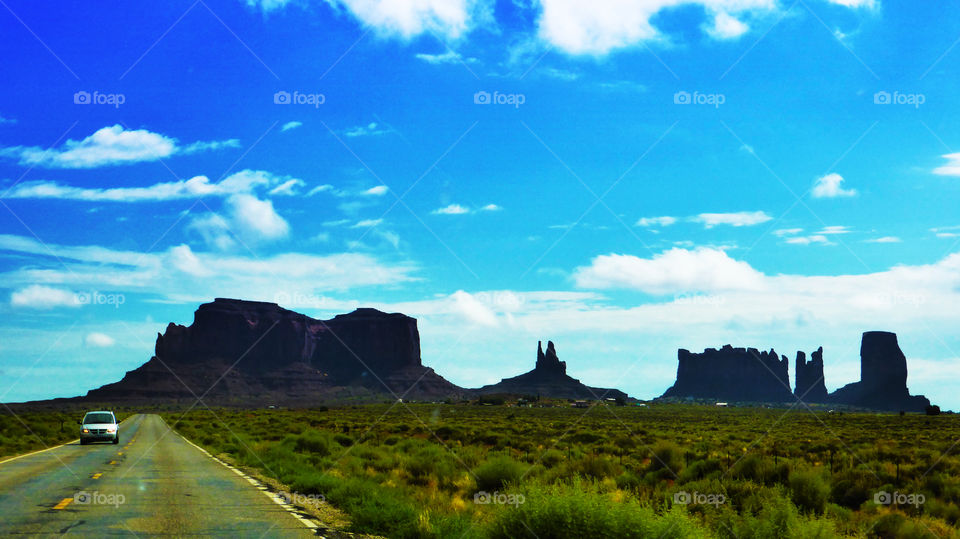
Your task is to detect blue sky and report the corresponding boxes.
[2,0,960,408]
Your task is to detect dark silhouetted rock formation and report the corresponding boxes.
[795,347,828,402]
[660,345,793,402]
[476,341,628,400]
[85,298,461,403]
[828,331,930,412]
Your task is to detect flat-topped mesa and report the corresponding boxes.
[828,331,930,412]
[660,345,793,402]
[87,298,460,402]
[795,347,828,402]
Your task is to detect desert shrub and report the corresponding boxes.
[566,455,621,479]
[405,445,459,486]
[616,471,643,492]
[474,455,525,493]
[539,449,565,468]
[646,441,684,477]
[333,433,353,447]
[486,481,708,539]
[788,469,830,514]
[326,477,420,538]
[830,468,878,509]
[681,458,723,482]
[290,430,335,456]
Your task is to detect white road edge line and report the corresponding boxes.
[159,416,320,532]
[0,414,141,467]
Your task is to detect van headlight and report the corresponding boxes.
[106,426,117,433]
[82,428,89,433]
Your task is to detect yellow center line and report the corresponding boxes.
[109,460,117,465]
[117,452,123,456]
[92,473,102,479]
[53,497,73,510]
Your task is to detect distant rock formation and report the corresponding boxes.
[794,348,828,402]
[828,331,930,412]
[85,298,461,403]
[660,345,794,402]
[476,341,628,400]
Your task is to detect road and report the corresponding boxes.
[0,414,316,537]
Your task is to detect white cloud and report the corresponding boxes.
[819,225,851,235]
[345,122,390,137]
[785,235,831,245]
[541,67,580,80]
[705,11,749,39]
[573,248,765,294]
[450,290,498,326]
[812,173,857,198]
[10,285,81,309]
[432,203,470,215]
[933,153,960,176]
[827,0,875,7]
[636,216,677,227]
[774,228,804,237]
[694,211,772,228]
[326,0,484,39]
[85,332,115,347]
[189,194,290,249]
[5,169,301,202]
[362,185,389,196]
[268,178,306,196]
[415,50,466,64]
[323,219,351,227]
[536,0,775,55]
[281,121,303,132]
[866,236,902,244]
[181,139,241,154]
[307,184,334,196]
[0,235,418,301]
[480,203,502,212]
[352,218,383,228]
[0,125,237,168]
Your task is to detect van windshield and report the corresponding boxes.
[83,413,114,424]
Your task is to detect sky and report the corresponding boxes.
[1,0,960,408]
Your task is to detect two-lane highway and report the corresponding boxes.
[0,414,315,537]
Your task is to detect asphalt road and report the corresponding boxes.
[0,414,316,537]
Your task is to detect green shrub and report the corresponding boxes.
[646,441,684,477]
[788,469,829,514]
[290,430,335,456]
[474,455,525,493]
[486,481,708,539]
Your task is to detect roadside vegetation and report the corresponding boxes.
[162,403,960,538]
[0,407,133,459]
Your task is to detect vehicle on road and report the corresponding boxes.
[79,410,119,445]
